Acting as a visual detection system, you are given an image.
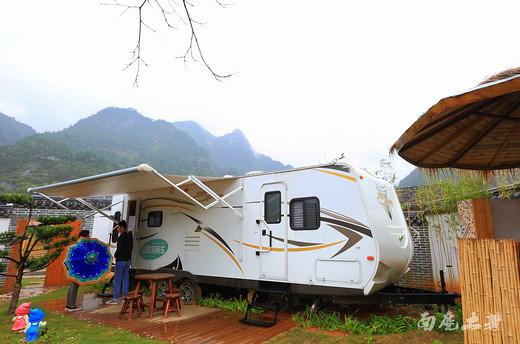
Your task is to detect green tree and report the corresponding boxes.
[0,193,77,314]
[375,158,397,186]
[413,170,492,234]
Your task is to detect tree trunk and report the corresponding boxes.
[8,280,23,314]
[8,265,25,314]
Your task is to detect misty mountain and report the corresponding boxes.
[0,112,36,145]
[0,107,292,193]
[56,107,218,176]
[173,121,291,173]
[397,168,427,188]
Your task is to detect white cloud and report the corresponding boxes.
[2,1,520,180]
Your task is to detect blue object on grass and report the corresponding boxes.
[25,309,46,342]
[65,238,113,285]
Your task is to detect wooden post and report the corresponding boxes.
[44,220,83,287]
[3,220,28,293]
[471,198,494,239]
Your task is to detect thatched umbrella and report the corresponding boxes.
[390,67,520,172]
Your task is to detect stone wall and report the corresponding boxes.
[0,205,11,219]
[397,225,435,290]
[458,199,476,238]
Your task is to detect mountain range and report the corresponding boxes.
[0,112,36,145]
[0,107,292,194]
[396,168,426,188]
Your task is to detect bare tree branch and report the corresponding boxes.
[124,1,150,86]
[104,0,233,85]
[178,0,232,81]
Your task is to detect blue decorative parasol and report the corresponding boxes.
[65,238,113,285]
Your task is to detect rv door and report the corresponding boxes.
[126,199,139,233]
[125,198,140,265]
[259,182,288,281]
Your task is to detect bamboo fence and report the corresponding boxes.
[458,239,520,344]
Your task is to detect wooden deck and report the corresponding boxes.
[40,293,297,343]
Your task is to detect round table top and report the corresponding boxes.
[134,273,175,280]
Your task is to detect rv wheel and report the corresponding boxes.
[156,280,169,298]
[179,279,202,305]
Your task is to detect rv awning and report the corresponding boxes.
[28,164,239,198]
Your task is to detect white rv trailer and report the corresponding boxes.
[29,162,413,303]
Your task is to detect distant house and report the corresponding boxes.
[0,205,11,234]
[0,204,12,266]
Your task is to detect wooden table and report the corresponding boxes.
[133,273,175,317]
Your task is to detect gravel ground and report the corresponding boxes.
[0,274,60,303]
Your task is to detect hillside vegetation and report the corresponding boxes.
[0,112,36,145]
[0,107,291,193]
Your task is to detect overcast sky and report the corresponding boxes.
[1,1,520,181]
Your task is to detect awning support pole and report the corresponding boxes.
[35,192,83,219]
[34,192,120,222]
[76,198,122,222]
[150,170,244,219]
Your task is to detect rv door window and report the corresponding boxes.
[264,191,281,224]
[290,197,320,230]
[147,211,163,227]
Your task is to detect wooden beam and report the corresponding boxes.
[417,116,485,164]
[488,122,520,168]
[399,96,508,154]
[447,121,500,166]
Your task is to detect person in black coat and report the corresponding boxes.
[106,220,133,305]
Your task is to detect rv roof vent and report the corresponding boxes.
[245,171,265,175]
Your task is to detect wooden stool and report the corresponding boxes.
[119,294,145,320]
[163,292,181,319]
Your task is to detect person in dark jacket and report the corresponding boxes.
[106,220,133,305]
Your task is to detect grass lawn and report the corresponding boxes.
[21,278,45,288]
[265,303,464,344]
[0,285,464,344]
[0,286,164,344]
[266,327,464,344]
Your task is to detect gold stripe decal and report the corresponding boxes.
[233,239,346,252]
[314,169,356,182]
[180,213,243,276]
[203,232,244,276]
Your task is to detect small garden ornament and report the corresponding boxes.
[11,302,31,332]
[24,308,47,342]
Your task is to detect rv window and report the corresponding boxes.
[147,211,163,227]
[264,191,281,224]
[290,197,320,230]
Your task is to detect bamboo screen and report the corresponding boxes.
[458,239,520,344]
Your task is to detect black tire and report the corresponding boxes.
[156,280,169,298]
[179,279,202,305]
